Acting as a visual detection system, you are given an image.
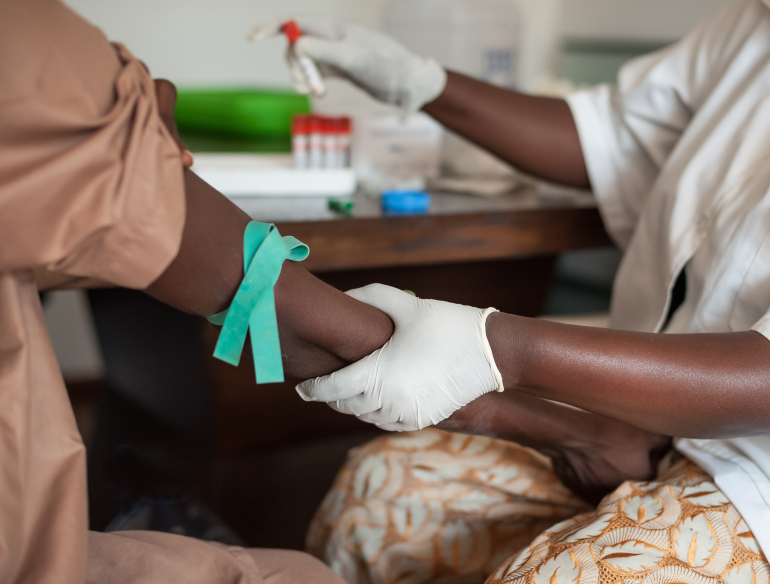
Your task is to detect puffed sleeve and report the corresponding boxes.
[565,0,765,248]
[0,0,185,289]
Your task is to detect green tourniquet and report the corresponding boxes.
[209,222,309,384]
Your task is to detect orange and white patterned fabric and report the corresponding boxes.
[307,429,768,584]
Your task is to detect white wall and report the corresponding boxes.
[562,0,730,43]
[64,0,389,88]
[64,0,733,88]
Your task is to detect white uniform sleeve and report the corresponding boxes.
[566,0,764,248]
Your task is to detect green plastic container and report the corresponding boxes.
[175,89,311,153]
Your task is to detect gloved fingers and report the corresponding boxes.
[375,420,419,432]
[315,61,348,82]
[357,410,420,432]
[294,36,352,70]
[247,20,283,41]
[295,353,377,403]
[357,409,388,425]
[328,394,380,417]
[345,283,416,317]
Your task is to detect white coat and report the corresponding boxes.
[567,0,770,555]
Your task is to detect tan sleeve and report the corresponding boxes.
[0,0,185,289]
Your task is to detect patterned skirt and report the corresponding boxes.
[307,429,767,584]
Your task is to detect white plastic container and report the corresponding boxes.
[353,112,443,193]
[191,154,356,197]
[384,0,562,177]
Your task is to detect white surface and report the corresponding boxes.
[192,154,357,196]
[43,291,104,381]
[567,0,770,555]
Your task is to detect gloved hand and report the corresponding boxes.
[296,284,505,431]
[250,18,447,111]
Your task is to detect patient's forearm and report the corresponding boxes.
[274,261,395,378]
[147,170,394,379]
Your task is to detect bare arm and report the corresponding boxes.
[139,81,395,379]
[423,71,590,187]
[145,170,393,382]
[484,313,770,439]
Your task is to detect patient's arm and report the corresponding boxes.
[144,80,394,378]
[146,167,394,380]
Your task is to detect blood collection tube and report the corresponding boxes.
[281,21,326,96]
[336,117,352,168]
[323,117,337,169]
[292,115,309,169]
[308,115,324,169]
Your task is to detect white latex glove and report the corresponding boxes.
[296,284,505,431]
[249,18,447,111]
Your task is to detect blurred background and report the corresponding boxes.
[53,0,730,552]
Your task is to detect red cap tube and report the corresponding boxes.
[281,20,302,45]
[292,114,309,135]
[308,114,323,134]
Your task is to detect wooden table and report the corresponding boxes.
[234,184,611,273]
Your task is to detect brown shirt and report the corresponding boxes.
[1,0,183,581]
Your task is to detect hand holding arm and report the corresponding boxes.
[297,284,502,429]
[301,287,770,439]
